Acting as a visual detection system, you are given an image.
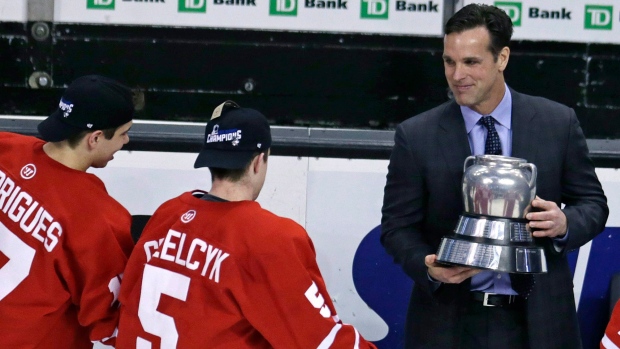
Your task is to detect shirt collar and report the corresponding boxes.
[462,84,512,133]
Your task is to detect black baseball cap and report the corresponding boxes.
[38,75,135,142]
[194,100,271,170]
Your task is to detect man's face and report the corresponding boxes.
[443,26,509,115]
[91,120,132,168]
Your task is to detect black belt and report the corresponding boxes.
[470,292,523,307]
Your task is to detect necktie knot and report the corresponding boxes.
[480,115,502,155]
[480,115,496,129]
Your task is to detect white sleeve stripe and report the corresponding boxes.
[92,327,118,344]
[602,334,620,349]
[354,327,360,349]
[316,323,361,349]
[317,323,342,349]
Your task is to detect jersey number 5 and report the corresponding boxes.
[0,223,36,301]
[137,264,190,349]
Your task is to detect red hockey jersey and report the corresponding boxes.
[602,300,620,348]
[117,190,377,349]
[0,132,134,348]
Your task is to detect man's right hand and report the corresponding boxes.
[425,254,481,284]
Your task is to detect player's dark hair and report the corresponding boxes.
[445,4,513,61]
[209,150,269,182]
[65,126,120,148]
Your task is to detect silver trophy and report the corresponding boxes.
[436,155,547,273]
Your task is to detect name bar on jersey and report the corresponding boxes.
[143,229,230,283]
[0,169,62,252]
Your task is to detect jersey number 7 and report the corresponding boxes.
[0,223,35,301]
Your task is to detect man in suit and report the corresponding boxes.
[381,4,608,349]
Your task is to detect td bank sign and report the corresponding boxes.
[179,0,207,12]
[88,0,208,12]
[87,0,114,9]
[495,2,613,30]
[495,1,521,26]
[270,0,297,16]
[269,0,388,18]
[361,0,388,19]
[585,5,613,30]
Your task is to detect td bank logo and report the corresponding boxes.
[179,0,207,12]
[270,0,297,16]
[87,0,114,9]
[361,0,388,19]
[495,1,521,26]
[585,5,612,30]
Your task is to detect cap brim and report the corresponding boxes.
[194,148,255,170]
[37,111,85,142]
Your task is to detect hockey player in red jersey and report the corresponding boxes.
[602,300,620,348]
[0,75,136,348]
[116,101,377,349]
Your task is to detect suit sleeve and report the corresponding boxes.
[380,123,435,293]
[64,212,133,346]
[560,109,608,252]
[235,223,376,349]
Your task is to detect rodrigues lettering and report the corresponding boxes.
[0,169,62,252]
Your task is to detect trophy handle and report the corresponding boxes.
[521,163,538,189]
[463,156,476,172]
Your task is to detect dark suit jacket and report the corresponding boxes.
[381,88,609,349]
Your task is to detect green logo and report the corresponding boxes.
[179,0,207,12]
[495,1,522,26]
[270,0,297,16]
[361,0,388,19]
[585,5,612,30]
[87,0,114,10]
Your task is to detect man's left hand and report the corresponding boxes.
[525,196,567,238]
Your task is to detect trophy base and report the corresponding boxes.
[435,214,548,274]
[436,237,547,273]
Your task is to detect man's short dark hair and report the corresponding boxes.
[445,4,514,61]
[209,150,269,182]
[65,126,120,148]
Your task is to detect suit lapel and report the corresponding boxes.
[438,102,471,188]
[510,89,538,164]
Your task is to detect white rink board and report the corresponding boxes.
[91,150,309,225]
[306,157,389,340]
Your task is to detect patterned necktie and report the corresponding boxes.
[480,115,535,297]
[480,115,502,155]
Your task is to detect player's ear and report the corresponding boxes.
[251,153,264,174]
[86,130,104,148]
